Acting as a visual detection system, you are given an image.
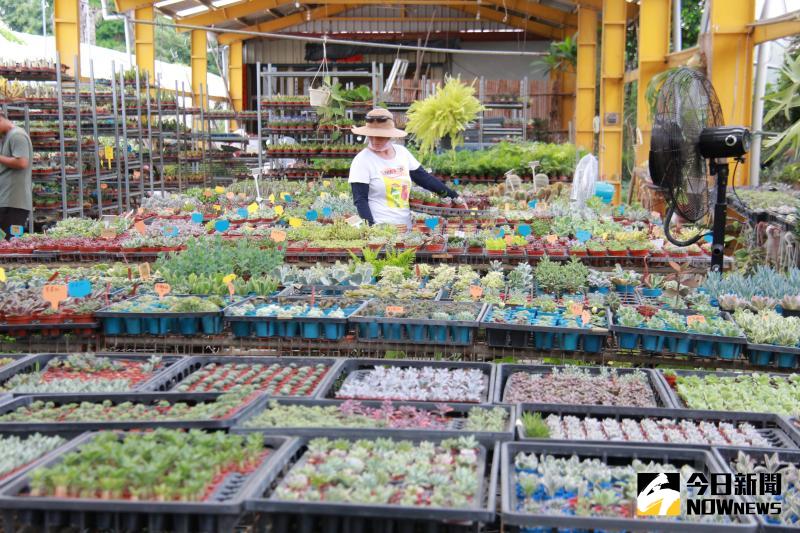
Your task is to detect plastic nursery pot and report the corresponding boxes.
[178,317,199,335]
[358,322,381,339]
[431,325,448,343]
[407,324,427,342]
[695,340,714,357]
[776,352,797,369]
[201,316,221,334]
[748,349,774,366]
[618,333,640,350]
[102,317,122,335]
[253,321,273,338]
[614,284,636,294]
[628,248,649,257]
[323,323,342,340]
[230,320,252,337]
[533,332,554,350]
[715,342,741,360]
[302,321,321,339]
[641,288,663,298]
[123,317,142,335]
[381,322,403,341]
[560,333,580,351]
[664,336,691,354]
[450,326,471,344]
[641,334,665,352]
[582,335,603,353]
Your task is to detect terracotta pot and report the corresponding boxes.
[607,249,628,257]
[570,249,588,257]
[487,249,505,256]
[629,248,650,257]
[587,249,606,257]
[467,247,484,254]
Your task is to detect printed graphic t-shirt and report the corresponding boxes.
[348,144,421,225]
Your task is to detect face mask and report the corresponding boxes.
[368,138,390,152]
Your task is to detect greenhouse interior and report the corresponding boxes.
[0,0,799,531]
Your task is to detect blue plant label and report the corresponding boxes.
[283,194,292,202]
[576,230,592,243]
[453,179,460,185]
[497,228,505,238]
[162,225,179,237]
[704,233,714,243]
[517,224,532,237]
[214,219,230,232]
[9,225,23,237]
[424,217,439,230]
[236,208,249,218]
[527,200,538,209]
[306,210,319,221]
[322,207,333,218]
[67,280,92,298]
[617,205,625,215]
[190,212,203,224]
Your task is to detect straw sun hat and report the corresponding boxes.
[351,108,407,138]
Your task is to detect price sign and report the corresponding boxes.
[214,219,230,232]
[575,230,592,243]
[100,228,116,239]
[237,208,249,219]
[425,217,439,230]
[545,234,559,244]
[0,267,6,283]
[268,193,275,203]
[67,280,92,298]
[203,189,213,198]
[270,229,287,243]
[385,305,405,316]
[528,199,538,209]
[288,217,303,228]
[191,212,204,224]
[214,186,225,194]
[306,210,318,221]
[569,302,584,315]
[517,224,532,237]
[100,183,108,190]
[580,310,592,326]
[9,225,23,238]
[469,285,483,299]
[154,283,171,298]
[687,315,706,326]
[42,284,68,310]
[138,263,152,280]
[134,221,147,235]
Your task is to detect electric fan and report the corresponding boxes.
[648,67,751,271]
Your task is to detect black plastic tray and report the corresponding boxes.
[713,446,800,533]
[747,342,800,356]
[493,363,676,407]
[480,305,607,334]
[0,431,82,490]
[501,441,758,532]
[515,403,800,449]
[317,358,496,404]
[0,392,263,432]
[0,353,183,397]
[162,356,344,397]
[245,436,498,526]
[660,369,797,412]
[608,307,748,344]
[94,294,234,319]
[0,431,291,533]
[223,295,368,324]
[0,354,35,373]
[232,396,513,447]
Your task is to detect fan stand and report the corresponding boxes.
[709,160,729,272]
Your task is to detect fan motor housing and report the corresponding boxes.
[698,126,751,159]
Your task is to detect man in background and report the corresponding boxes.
[0,111,33,239]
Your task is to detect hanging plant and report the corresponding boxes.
[404,76,484,158]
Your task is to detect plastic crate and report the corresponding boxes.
[501,441,758,532]
[224,296,368,341]
[232,396,514,447]
[746,342,800,369]
[515,403,800,449]
[317,358,496,404]
[481,305,608,352]
[244,436,498,532]
[94,294,235,336]
[161,356,344,397]
[0,354,36,373]
[0,432,80,490]
[0,391,263,433]
[0,353,183,397]
[493,363,675,407]
[713,446,800,533]
[350,302,486,346]
[0,431,291,533]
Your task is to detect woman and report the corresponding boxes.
[348,108,465,226]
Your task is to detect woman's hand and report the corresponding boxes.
[454,196,469,209]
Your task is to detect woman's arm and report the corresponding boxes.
[409,167,458,198]
[350,183,375,225]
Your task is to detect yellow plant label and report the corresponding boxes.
[0,267,5,283]
[288,217,302,228]
[154,283,171,298]
[247,202,259,214]
[339,193,349,199]
[138,263,151,280]
[323,180,331,187]
[385,305,405,316]
[268,193,275,203]
[212,204,221,211]
[320,192,329,199]
[222,274,236,285]
[42,284,68,310]
[270,229,287,243]
[214,186,225,194]
[104,145,114,161]
[100,229,116,239]
[274,205,285,216]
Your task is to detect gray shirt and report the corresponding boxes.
[0,126,33,211]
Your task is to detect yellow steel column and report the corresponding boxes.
[228,41,244,129]
[599,0,627,205]
[191,30,208,110]
[708,0,755,185]
[635,0,670,166]
[134,6,155,84]
[54,0,81,77]
[559,67,576,137]
[575,7,598,152]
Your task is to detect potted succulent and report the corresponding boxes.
[586,240,606,257]
[569,243,587,257]
[665,243,687,258]
[485,238,507,256]
[467,237,484,254]
[447,236,466,254]
[628,240,652,257]
[605,240,628,257]
[642,274,665,297]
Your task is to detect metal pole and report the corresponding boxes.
[90,60,104,216]
[55,52,68,219]
[750,0,774,187]
[74,55,84,218]
[41,0,47,38]
[256,61,263,201]
[672,0,682,52]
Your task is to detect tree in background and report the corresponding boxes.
[0,0,53,36]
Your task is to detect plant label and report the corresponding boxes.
[191,212,204,224]
[686,315,706,326]
[545,234,559,244]
[203,189,213,198]
[322,207,333,218]
[247,202,259,214]
[306,210,319,221]
[289,217,303,228]
[162,225,179,238]
[268,193,276,203]
[497,228,505,238]
[539,201,549,210]
[274,205,285,216]
[320,192,329,199]
[346,215,362,227]
[9,225,23,237]
[651,211,660,219]
[154,283,171,298]
[0,267,5,283]
[385,305,404,316]
[528,200,538,209]
[104,145,114,161]
[214,186,225,194]
[42,284,68,310]
[580,310,592,326]
[323,180,331,187]
[424,217,439,230]
[67,280,92,298]
[283,193,292,202]
[653,239,665,249]
[100,228,116,239]
[222,273,237,285]
[237,208,249,218]
[213,204,221,211]
[518,224,532,237]
[575,230,591,243]
[704,234,713,243]
[226,282,235,298]
[226,191,235,200]
[617,205,625,215]
[570,302,584,315]
[134,221,147,235]
[453,178,460,185]
[238,192,247,199]
[214,219,230,232]
[504,202,510,212]
[270,229,287,243]
[504,234,514,245]
[100,183,108,190]
[469,285,483,299]
[139,263,152,280]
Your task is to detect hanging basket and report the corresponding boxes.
[309,87,331,107]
